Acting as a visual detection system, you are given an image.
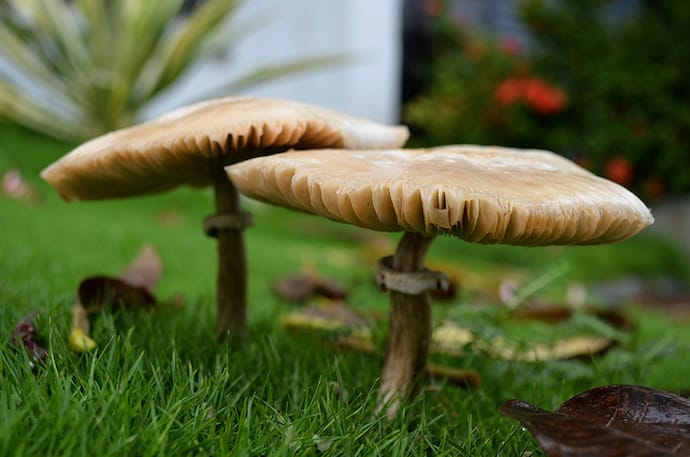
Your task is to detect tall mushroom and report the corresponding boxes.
[40,97,409,342]
[226,145,654,417]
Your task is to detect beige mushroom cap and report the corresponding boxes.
[227,145,654,245]
[41,97,410,201]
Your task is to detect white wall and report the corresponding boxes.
[144,0,403,124]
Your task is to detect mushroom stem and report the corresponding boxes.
[213,171,248,343]
[377,231,435,419]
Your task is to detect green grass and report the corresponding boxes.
[1,122,690,456]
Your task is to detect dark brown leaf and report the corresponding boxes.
[513,304,634,331]
[274,275,318,301]
[78,276,156,313]
[500,385,690,456]
[273,274,347,302]
[76,245,162,312]
[11,315,47,368]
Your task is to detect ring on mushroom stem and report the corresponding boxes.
[227,145,654,418]
[375,255,449,295]
[203,213,254,237]
[40,96,409,343]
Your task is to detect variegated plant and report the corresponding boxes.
[0,0,345,141]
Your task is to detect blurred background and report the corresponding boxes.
[0,0,688,252]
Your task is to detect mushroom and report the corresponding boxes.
[226,145,654,417]
[40,97,409,342]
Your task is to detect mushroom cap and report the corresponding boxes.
[226,145,654,246]
[41,97,410,201]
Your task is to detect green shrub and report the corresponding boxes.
[405,0,690,200]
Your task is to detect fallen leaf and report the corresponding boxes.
[513,304,634,332]
[431,320,620,362]
[68,245,163,352]
[118,244,162,293]
[274,275,316,301]
[11,315,47,368]
[282,301,374,353]
[273,273,347,302]
[68,328,97,353]
[68,303,97,353]
[500,385,690,456]
[78,276,156,313]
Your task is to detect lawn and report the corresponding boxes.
[2,122,689,456]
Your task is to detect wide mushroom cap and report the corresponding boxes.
[226,145,654,245]
[41,97,410,200]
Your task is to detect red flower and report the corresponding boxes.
[522,77,567,115]
[495,78,524,105]
[604,157,634,186]
[494,76,566,115]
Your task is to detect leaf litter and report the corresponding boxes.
[69,244,165,352]
[278,252,642,391]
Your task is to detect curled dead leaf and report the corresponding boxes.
[11,315,47,368]
[78,276,156,313]
[68,245,164,352]
[500,385,690,456]
[118,244,162,293]
[273,273,347,302]
[513,304,634,332]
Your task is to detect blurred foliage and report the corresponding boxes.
[405,0,690,201]
[0,0,347,142]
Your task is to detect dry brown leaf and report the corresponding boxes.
[12,314,47,368]
[118,244,162,293]
[500,385,690,456]
[273,273,347,302]
[69,245,163,352]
